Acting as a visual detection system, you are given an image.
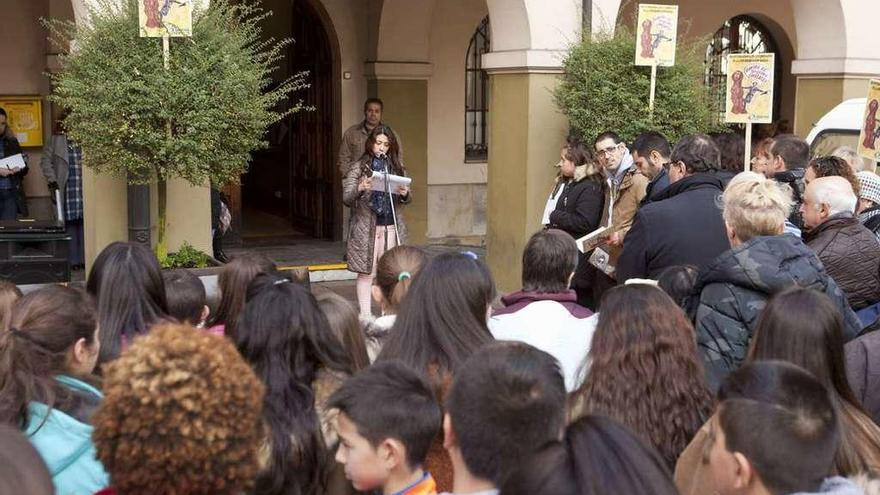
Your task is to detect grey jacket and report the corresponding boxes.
[40,134,70,193]
[342,156,409,274]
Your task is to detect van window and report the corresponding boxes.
[811,130,878,172]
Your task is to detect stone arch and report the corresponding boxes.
[374,0,435,61]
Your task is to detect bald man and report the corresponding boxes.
[802,176,880,311]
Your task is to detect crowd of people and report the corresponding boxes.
[1,127,880,495]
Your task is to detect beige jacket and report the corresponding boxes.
[599,164,649,266]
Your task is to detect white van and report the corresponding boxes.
[805,98,877,171]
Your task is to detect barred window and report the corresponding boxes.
[704,16,780,124]
[465,16,490,162]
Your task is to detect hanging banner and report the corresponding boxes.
[725,53,775,124]
[139,0,193,37]
[635,4,679,67]
[0,96,43,147]
[858,79,880,162]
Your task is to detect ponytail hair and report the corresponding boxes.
[374,246,427,312]
[0,286,98,427]
[500,416,678,495]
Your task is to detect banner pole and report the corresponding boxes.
[744,122,753,172]
[649,63,658,118]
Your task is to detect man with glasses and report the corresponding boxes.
[593,131,648,251]
[617,134,730,281]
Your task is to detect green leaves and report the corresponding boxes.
[45,0,307,187]
[555,28,721,144]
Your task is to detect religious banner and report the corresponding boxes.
[0,96,43,147]
[725,53,775,124]
[635,4,679,67]
[139,0,193,37]
[858,79,880,162]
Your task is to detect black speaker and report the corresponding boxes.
[0,231,71,284]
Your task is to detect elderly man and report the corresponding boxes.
[617,134,730,281]
[802,176,880,310]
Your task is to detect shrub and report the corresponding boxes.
[555,27,722,144]
[161,242,210,269]
[45,0,307,260]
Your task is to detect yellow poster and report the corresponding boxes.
[725,53,775,124]
[857,79,880,162]
[634,4,678,67]
[0,96,43,148]
[139,0,193,37]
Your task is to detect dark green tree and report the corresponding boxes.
[45,0,307,260]
[555,28,721,144]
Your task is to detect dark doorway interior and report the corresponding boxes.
[235,0,338,243]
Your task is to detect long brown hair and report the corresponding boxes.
[0,280,22,331]
[375,245,426,313]
[208,253,275,340]
[360,125,405,176]
[572,284,712,467]
[315,291,371,371]
[0,286,98,427]
[749,287,880,476]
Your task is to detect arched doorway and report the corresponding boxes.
[233,0,340,243]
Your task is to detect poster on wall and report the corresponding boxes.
[858,79,880,162]
[139,0,193,37]
[634,4,679,67]
[724,53,775,124]
[0,96,43,148]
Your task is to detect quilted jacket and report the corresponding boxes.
[342,156,409,274]
[804,213,880,311]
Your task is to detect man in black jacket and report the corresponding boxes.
[617,134,730,281]
[631,131,671,205]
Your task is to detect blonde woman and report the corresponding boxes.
[691,172,861,390]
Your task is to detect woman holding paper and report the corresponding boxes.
[546,138,605,308]
[343,125,411,316]
[0,108,28,220]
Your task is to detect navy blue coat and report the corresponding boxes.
[617,173,730,281]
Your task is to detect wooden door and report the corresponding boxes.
[289,0,335,239]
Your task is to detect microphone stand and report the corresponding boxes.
[381,154,402,246]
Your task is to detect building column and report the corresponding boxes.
[483,61,570,292]
[365,62,431,245]
[790,0,880,137]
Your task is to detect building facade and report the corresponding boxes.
[2,0,878,290]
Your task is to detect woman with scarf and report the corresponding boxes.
[343,125,411,317]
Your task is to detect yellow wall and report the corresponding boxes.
[369,79,429,245]
[150,180,213,256]
[486,72,567,293]
[82,167,128,266]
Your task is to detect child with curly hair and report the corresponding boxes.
[91,324,265,495]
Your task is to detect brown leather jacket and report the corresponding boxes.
[805,213,880,311]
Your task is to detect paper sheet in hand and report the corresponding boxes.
[576,226,608,253]
[541,188,561,225]
[0,153,25,171]
[370,172,412,192]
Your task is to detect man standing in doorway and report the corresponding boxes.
[337,98,401,175]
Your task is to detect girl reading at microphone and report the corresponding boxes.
[343,125,410,316]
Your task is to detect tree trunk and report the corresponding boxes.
[156,177,168,262]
